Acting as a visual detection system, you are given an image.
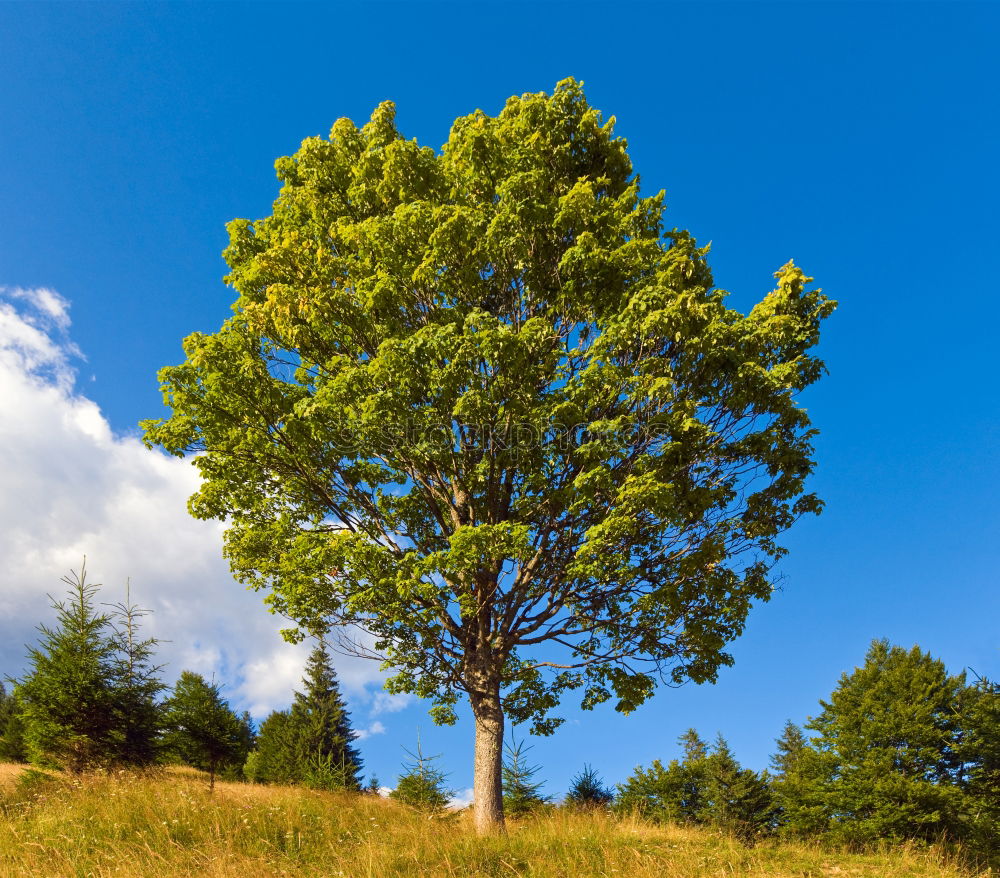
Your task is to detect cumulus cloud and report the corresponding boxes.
[353,720,386,741]
[0,287,389,719]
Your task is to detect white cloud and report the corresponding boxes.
[370,692,413,715]
[353,720,387,741]
[0,287,388,719]
[449,788,474,810]
[7,286,72,333]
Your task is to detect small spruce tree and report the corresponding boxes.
[565,764,614,809]
[105,585,165,766]
[702,734,776,844]
[390,735,453,811]
[247,709,298,783]
[769,720,829,837]
[501,735,549,816]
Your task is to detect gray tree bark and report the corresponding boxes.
[470,678,505,834]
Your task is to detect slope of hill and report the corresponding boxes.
[0,764,985,877]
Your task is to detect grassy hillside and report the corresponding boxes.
[0,764,986,878]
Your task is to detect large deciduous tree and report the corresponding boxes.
[142,79,834,832]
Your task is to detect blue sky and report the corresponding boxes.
[1,1,997,801]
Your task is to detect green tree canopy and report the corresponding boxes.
[161,671,251,790]
[805,639,968,845]
[143,78,834,831]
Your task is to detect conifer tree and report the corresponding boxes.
[806,639,968,845]
[617,729,774,842]
[0,683,28,763]
[247,642,361,788]
[161,671,250,790]
[769,720,828,837]
[957,676,1000,865]
[289,642,361,789]
[105,585,165,766]
[615,729,708,823]
[246,709,297,783]
[501,735,549,815]
[390,736,453,811]
[16,564,118,771]
[702,734,776,843]
[565,764,614,809]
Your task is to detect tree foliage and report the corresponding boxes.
[616,729,775,842]
[501,735,549,815]
[564,763,614,809]
[246,709,297,784]
[769,720,828,837]
[246,642,361,788]
[0,683,28,763]
[12,565,164,772]
[16,565,121,771]
[161,671,252,789]
[958,676,1000,863]
[142,78,835,829]
[390,737,453,811]
[104,586,165,766]
[701,734,777,843]
[804,639,968,846]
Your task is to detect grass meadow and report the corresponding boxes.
[0,763,988,878]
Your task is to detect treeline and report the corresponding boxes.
[604,640,997,867]
[442,640,996,868]
[1,568,996,867]
[0,565,362,791]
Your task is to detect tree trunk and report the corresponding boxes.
[471,684,505,834]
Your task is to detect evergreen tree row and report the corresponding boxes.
[0,565,366,794]
[613,639,998,864]
[615,729,775,843]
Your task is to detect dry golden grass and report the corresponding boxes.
[0,764,25,790]
[0,764,988,878]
